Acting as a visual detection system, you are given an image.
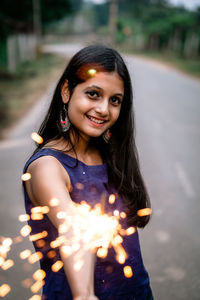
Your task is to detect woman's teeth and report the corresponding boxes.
[87,116,105,124]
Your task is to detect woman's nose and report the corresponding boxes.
[95,99,109,116]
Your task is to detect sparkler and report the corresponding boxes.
[0,132,152,297]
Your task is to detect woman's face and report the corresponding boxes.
[62,72,124,140]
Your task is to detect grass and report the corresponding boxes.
[0,53,67,139]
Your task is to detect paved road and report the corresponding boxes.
[0,43,199,299]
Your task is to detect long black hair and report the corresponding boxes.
[35,44,151,228]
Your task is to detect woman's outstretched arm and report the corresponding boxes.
[25,155,99,300]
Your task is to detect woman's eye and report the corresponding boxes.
[85,90,99,98]
[110,97,121,105]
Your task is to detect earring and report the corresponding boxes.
[60,104,71,132]
[103,129,111,143]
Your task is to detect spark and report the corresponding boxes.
[33,269,46,281]
[21,173,31,181]
[123,265,133,278]
[30,280,45,293]
[51,260,63,272]
[108,194,116,204]
[120,212,126,219]
[126,227,136,235]
[20,225,32,237]
[20,249,32,260]
[29,231,48,242]
[28,252,43,264]
[137,208,152,217]
[1,259,14,270]
[31,132,43,144]
[49,197,60,207]
[0,284,11,297]
[19,214,30,222]
[29,295,41,300]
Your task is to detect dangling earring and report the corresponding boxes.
[103,129,111,143]
[60,104,71,132]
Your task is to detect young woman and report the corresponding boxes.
[23,44,153,300]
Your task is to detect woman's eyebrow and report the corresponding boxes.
[86,85,123,97]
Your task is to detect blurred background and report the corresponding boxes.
[0,0,200,299]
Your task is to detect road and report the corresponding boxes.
[0,43,200,299]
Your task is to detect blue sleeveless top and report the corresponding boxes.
[23,148,151,300]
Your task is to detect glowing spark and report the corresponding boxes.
[74,260,84,271]
[57,211,66,219]
[20,249,32,260]
[61,245,72,257]
[30,280,45,293]
[113,210,119,217]
[31,213,43,220]
[33,269,46,281]
[36,240,45,248]
[137,208,152,217]
[29,231,48,242]
[120,212,126,219]
[0,284,11,297]
[28,252,43,264]
[31,132,43,144]
[20,225,32,237]
[97,247,108,258]
[29,295,41,300]
[123,265,133,278]
[47,250,56,259]
[49,197,60,207]
[51,260,63,272]
[58,223,69,234]
[1,259,14,270]
[19,214,30,222]
[50,236,65,248]
[2,238,12,248]
[31,206,49,214]
[109,194,116,204]
[75,182,84,190]
[88,69,97,76]
[21,173,31,181]
[126,227,135,235]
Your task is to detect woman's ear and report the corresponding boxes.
[61,80,70,104]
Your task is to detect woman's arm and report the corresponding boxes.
[25,156,98,299]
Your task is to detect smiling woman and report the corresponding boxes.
[22,44,153,300]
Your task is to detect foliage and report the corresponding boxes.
[0,0,83,38]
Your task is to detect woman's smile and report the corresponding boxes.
[62,71,124,139]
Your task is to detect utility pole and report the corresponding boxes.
[108,0,118,46]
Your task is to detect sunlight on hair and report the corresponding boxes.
[137,208,152,217]
[31,132,43,144]
[88,68,97,77]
